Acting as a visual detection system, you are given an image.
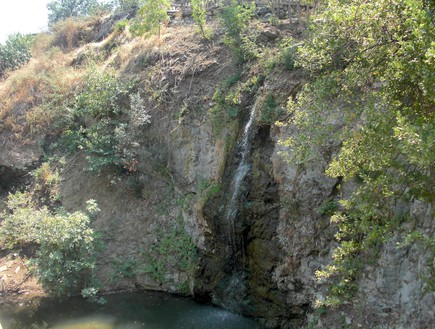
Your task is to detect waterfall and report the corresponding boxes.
[205,99,261,312]
[224,102,257,250]
[212,103,258,311]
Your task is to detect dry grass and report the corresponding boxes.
[31,16,103,55]
[0,18,224,139]
[0,49,84,137]
[52,17,103,52]
[118,23,222,83]
[31,33,57,57]
[0,15,123,139]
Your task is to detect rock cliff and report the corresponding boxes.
[0,15,433,329]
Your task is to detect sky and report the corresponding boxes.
[0,0,51,44]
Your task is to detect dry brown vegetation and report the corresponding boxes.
[0,51,83,138]
[0,13,291,147]
[0,16,118,139]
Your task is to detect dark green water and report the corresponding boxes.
[0,291,264,329]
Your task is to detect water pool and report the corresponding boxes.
[0,291,264,329]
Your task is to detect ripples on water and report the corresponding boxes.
[0,291,264,329]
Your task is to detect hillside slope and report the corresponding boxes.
[0,6,433,329]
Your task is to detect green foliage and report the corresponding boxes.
[176,193,195,211]
[258,38,300,79]
[32,208,101,296]
[139,215,197,291]
[268,14,280,27]
[208,71,265,137]
[280,0,435,306]
[75,65,127,117]
[278,37,299,71]
[223,69,242,87]
[207,183,222,199]
[220,1,254,41]
[0,33,33,78]
[176,279,191,295]
[198,177,210,194]
[47,0,109,25]
[112,0,140,12]
[307,307,327,329]
[108,211,196,293]
[220,1,257,63]
[197,178,221,203]
[111,256,138,280]
[115,19,128,33]
[57,65,141,172]
[81,286,106,304]
[317,199,339,217]
[32,160,63,204]
[191,0,211,39]
[33,162,61,189]
[208,70,243,135]
[258,93,285,125]
[0,192,42,248]
[130,0,170,37]
[0,192,102,297]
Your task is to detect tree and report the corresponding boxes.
[112,0,140,12]
[0,33,33,78]
[281,0,435,306]
[47,0,109,25]
[219,0,256,62]
[191,0,209,39]
[130,0,170,38]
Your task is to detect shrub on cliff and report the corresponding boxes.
[220,0,257,63]
[58,66,122,166]
[192,0,211,39]
[280,0,435,307]
[130,0,170,38]
[0,193,102,297]
[0,33,33,78]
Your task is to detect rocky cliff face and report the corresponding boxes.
[0,18,433,329]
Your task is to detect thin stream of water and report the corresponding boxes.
[224,102,257,249]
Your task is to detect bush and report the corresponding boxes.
[115,19,128,33]
[281,0,435,306]
[207,70,243,135]
[0,33,33,78]
[32,161,62,204]
[47,0,109,25]
[0,193,101,297]
[278,38,299,70]
[54,66,152,173]
[220,1,257,63]
[130,0,170,38]
[0,192,41,248]
[192,0,211,39]
[74,65,127,117]
[58,65,135,172]
[258,93,285,125]
[138,215,197,291]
